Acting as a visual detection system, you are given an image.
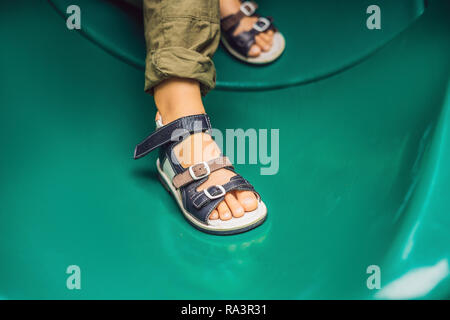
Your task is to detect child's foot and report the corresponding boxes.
[157,113,258,221]
[220,0,274,57]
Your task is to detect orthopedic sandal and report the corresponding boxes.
[134,114,267,235]
[221,1,285,64]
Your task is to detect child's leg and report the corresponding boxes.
[142,0,258,221]
[143,0,220,97]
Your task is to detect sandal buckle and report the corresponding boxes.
[253,17,271,32]
[189,161,210,180]
[204,185,226,200]
[240,1,256,16]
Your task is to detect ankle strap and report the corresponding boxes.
[134,114,211,159]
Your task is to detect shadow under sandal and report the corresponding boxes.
[221,1,285,64]
[133,114,267,235]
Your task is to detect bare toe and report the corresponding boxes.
[255,35,271,52]
[259,32,273,45]
[225,192,245,218]
[217,201,232,221]
[248,44,261,57]
[209,209,219,220]
[236,190,258,212]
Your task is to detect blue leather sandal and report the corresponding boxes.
[134,114,267,235]
[221,1,285,64]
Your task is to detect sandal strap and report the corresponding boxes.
[134,114,211,159]
[192,175,256,209]
[221,1,259,32]
[223,15,275,57]
[172,156,233,189]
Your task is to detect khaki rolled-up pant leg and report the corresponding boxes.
[143,0,220,96]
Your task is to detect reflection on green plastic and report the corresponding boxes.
[0,0,449,299]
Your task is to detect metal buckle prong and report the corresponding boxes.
[253,17,271,32]
[204,185,226,200]
[189,161,210,180]
[240,1,256,16]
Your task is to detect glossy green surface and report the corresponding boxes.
[50,0,425,89]
[0,0,449,299]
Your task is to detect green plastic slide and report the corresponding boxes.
[0,0,449,299]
